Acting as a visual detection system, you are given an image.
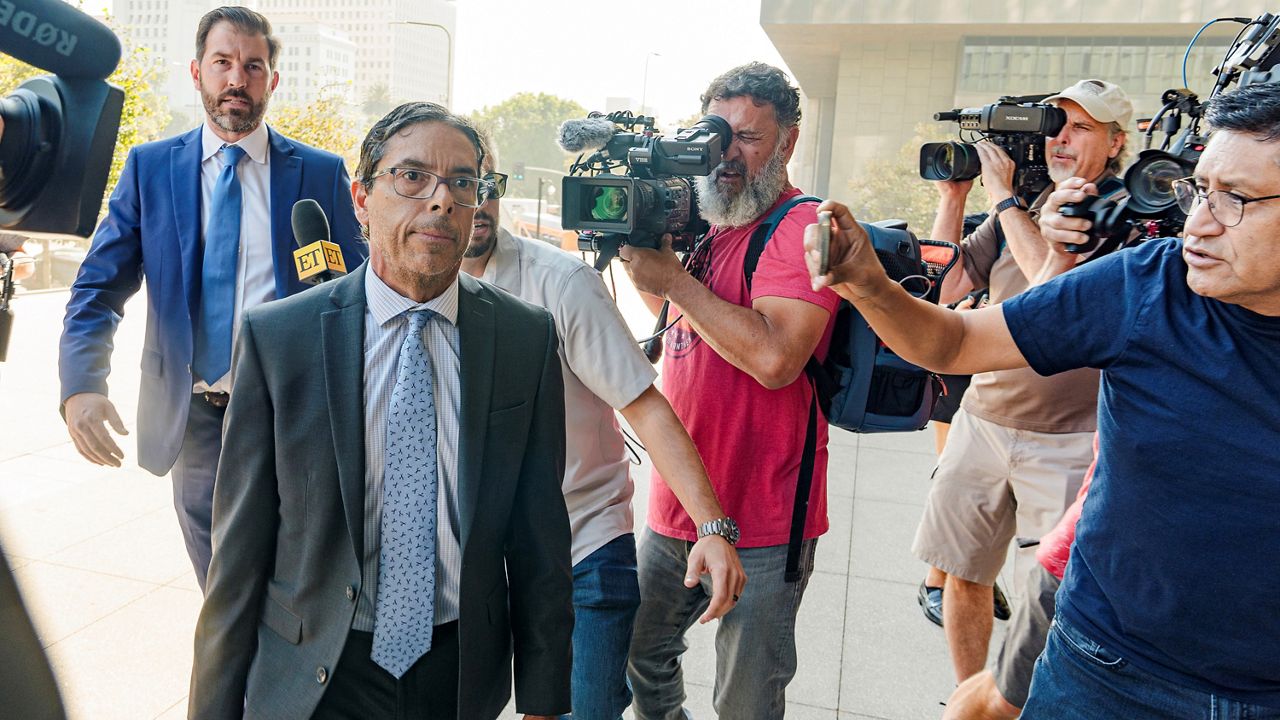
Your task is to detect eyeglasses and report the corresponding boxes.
[370,167,490,208]
[1172,177,1280,228]
[483,171,508,200]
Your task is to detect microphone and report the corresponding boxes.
[0,0,123,80]
[291,199,347,285]
[557,116,618,154]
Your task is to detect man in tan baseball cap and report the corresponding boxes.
[1043,78,1134,183]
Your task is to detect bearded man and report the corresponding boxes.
[59,6,364,590]
[620,62,840,720]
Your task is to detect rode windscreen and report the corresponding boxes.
[0,0,122,80]
[557,116,617,154]
[291,199,346,285]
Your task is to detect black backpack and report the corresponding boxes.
[743,195,956,580]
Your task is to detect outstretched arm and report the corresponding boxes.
[807,200,1028,376]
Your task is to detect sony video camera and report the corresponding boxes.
[558,110,731,270]
[1060,12,1280,255]
[919,97,1066,199]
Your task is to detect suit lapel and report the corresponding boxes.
[322,265,369,562]
[268,128,303,297]
[456,274,495,551]
[170,128,203,321]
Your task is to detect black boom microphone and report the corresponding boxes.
[0,0,122,80]
[291,199,347,285]
[0,0,124,236]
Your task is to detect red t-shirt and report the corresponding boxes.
[649,188,841,547]
[1036,433,1099,580]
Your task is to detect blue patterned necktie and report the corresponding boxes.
[193,143,247,384]
[372,309,439,678]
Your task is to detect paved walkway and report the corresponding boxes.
[1,282,1013,719]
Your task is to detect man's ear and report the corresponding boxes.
[269,70,280,95]
[189,59,200,91]
[352,179,369,229]
[781,124,801,164]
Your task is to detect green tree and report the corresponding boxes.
[469,92,586,198]
[844,123,988,236]
[362,83,392,119]
[268,99,363,171]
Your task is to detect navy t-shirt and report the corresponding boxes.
[1003,237,1280,704]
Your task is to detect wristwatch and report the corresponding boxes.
[995,196,1025,215]
[697,517,741,545]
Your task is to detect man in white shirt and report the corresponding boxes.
[461,147,745,720]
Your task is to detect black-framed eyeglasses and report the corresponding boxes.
[1172,177,1280,228]
[483,171,508,200]
[370,167,489,208]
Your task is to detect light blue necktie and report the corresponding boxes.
[372,309,439,678]
[193,144,247,384]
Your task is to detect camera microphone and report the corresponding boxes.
[291,199,347,285]
[0,0,122,80]
[557,116,618,154]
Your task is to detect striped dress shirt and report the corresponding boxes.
[352,268,463,631]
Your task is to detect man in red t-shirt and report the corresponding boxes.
[620,62,840,719]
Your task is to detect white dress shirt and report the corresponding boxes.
[193,121,275,394]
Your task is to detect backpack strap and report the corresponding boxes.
[743,194,822,291]
[734,192,823,583]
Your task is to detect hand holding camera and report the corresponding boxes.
[1040,177,1101,257]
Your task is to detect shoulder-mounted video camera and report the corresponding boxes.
[919,97,1066,199]
[557,110,731,270]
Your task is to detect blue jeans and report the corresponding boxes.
[627,527,818,720]
[561,533,641,720]
[1022,613,1280,719]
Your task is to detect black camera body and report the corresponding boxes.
[1059,12,1280,257]
[920,98,1067,199]
[559,111,731,270]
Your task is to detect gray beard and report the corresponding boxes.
[695,146,788,228]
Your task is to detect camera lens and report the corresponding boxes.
[1131,158,1183,211]
[920,142,981,182]
[590,186,628,222]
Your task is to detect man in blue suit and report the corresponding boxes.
[58,6,365,591]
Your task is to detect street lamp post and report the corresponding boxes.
[391,21,454,108]
[641,52,661,114]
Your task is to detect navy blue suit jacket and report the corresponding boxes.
[59,126,366,475]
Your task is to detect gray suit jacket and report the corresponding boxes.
[188,264,572,719]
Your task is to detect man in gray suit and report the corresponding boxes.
[188,102,572,720]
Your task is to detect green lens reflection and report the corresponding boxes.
[591,187,628,221]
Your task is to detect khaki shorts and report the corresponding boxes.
[911,410,1092,586]
[993,564,1060,708]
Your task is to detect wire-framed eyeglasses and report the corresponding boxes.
[1172,177,1280,228]
[370,167,493,208]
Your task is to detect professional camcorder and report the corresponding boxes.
[919,97,1066,199]
[1061,11,1280,254]
[557,110,731,270]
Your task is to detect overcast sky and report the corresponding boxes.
[451,0,791,126]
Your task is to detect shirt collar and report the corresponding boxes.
[365,264,460,328]
[201,121,270,165]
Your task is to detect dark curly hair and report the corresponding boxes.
[355,102,486,190]
[1206,82,1280,143]
[700,62,801,129]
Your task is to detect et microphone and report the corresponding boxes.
[0,0,123,80]
[557,115,618,154]
[291,199,347,285]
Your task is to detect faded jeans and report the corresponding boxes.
[627,527,818,720]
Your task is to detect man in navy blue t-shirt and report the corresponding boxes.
[808,81,1280,717]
